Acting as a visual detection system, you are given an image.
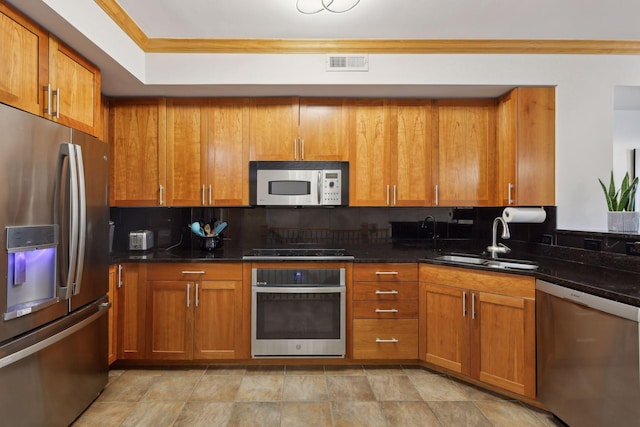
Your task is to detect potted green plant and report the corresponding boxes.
[599,171,639,232]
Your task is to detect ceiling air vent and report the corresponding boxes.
[326,54,369,72]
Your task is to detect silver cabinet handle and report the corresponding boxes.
[508,182,515,205]
[159,184,164,206]
[393,185,397,206]
[435,184,439,206]
[53,88,60,118]
[375,308,398,313]
[375,338,399,343]
[187,283,191,308]
[195,283,199,307]
[294,139,298,160]
[301,139,305,160]
[386,185,390,206]
[375,290,399,295]
[472,293,476,319]
[375,271,398,275]
[181,270,206,274]
[201,184,205,205]
[209,184,212,205]
[117,264,123,288]
[462,291,467,317]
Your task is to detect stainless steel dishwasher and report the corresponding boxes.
[536,279,640,427]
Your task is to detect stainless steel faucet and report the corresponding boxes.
[487,216,511,259]
[421,215,439,251]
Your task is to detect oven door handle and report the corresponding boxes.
[253,286,344,293]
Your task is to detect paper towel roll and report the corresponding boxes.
[502,207,546,223]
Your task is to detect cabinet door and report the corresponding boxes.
[249,97,298,160]
[432,100,496,206]
[117,264,146,359]
[48,36,101,136]
[0,2,48,116]
[299,98,348,161]
[193,280,243,359]
[348,99,391,206]
[497,90,517,206]
[498,87,555,206]
[108,265,117,365]
[146,281,194,360]
[471,291,536,398]
[109,98,167,206]
[166,98,208,206]
[423,283,469,375]
[207,98,250,206]
[390,100,432,206]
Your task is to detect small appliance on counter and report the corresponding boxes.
[129,230,154,250]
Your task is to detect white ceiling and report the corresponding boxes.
[7,0,640,103]
[117,0,640,40]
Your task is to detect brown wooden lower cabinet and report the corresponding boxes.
[116,263,146,360]
[353,319,419,359]
[419,264,536,398]
[352,263,419,359]
[145,263,245,361]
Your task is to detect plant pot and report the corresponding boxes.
[607,211,640,233]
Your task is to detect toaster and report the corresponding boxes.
[129,230,154,251]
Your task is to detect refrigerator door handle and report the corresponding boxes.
[74,144,86,296]
[54,143,80,300]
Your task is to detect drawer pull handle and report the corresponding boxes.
[375,309,398,313]
[181,270,206,274]
[375,338,399,343]
[375,290,399,295]
[375,271,398,275]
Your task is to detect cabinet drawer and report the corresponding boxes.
[352,282,418,301]
[352,319,418,359]
[353,263,418,282]
[352,300,418,319]
[146,263,242,281]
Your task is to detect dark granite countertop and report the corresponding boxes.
[111,240,640,308]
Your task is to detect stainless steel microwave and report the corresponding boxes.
[249,161,349,206]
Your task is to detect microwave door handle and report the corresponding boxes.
[54,143,79,301]
[73,144,86,296]
[317,171,322,204]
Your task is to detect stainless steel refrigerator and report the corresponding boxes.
[0,103,109,426]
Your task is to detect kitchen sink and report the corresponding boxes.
[434,254,487,265]
[433,254,538,271]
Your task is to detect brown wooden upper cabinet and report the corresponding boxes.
[0,1,48,117]
[497,87,555,206]
[0,3,101,136]
[166,98,250,207]
[47,36,101,136]
[432,99,497,206]
[109,98,167,207]
[249,97,348,161]
[349,99,432,206]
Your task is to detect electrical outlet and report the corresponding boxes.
[583,238,602,251]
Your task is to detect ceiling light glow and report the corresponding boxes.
[296,0,361,14]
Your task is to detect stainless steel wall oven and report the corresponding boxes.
[251,266,346,357]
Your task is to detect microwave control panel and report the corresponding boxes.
[322,170,342,205]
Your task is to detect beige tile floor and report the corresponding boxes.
[73,365,564,427]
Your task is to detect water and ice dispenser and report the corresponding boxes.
[5,225,58,320]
